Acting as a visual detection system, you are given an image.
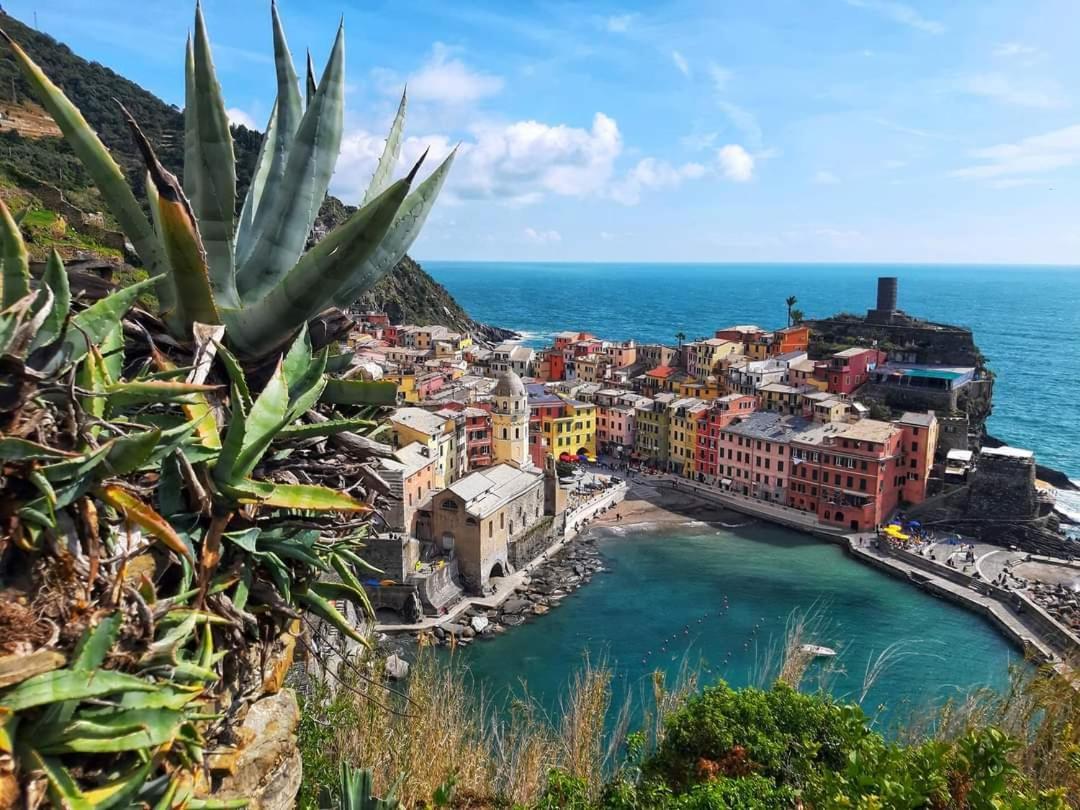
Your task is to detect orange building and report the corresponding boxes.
[770,325,810,355]
[898,411,939,504]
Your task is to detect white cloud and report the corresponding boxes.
[844,0,945,35]
[226,107,257,129]
[813,170,840,185]
[956,73,1067,109]
[672,50,691,78]
[881,159,907,169]
[610,158,706,205]
[994,42,1039,58]
[605,14,636,33]
[524,227,562,244]
[599,231,617,241]
[332,112,623,206]
[717,144,754,182]
[952,125,1080,180]
[408,43,504,105]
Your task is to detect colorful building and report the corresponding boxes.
[769,325,810,355]
[694,394,758,480]
[757,382,814,416]
[668,398,708,477]
[898,411,939,504]
[633,393,674,465]
[390,407,459,488]
[535,399,597,462]
[717,412,813,502]
[787,419,905,531]
[815,347,886,395]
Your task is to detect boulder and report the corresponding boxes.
[502,597,532,614]
[384,654,409,681]
[470,615,490,634]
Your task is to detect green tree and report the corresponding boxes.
[785,295,798,326]
[790,307,804,325]
[675,331,686,347]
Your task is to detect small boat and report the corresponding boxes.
[800,644,837,658]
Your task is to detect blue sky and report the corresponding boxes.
[14,0,1080,263]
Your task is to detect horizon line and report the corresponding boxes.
[416,259,1080,269]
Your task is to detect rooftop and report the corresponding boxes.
[447,464,543,518]
[839,419,898,444]
[646,365,677,379]
[834,347,873,358]
[899,411,937,427]
[390,407,450,436]
[727,412,815,442]
[981,445,1034,460]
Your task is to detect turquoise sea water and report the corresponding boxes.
[425,262,1080,480]
[460,523,1019,728]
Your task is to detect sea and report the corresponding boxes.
[421,262,1077,721]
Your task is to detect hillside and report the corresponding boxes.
[0,11,504,336]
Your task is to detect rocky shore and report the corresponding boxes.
[426,534,607,646]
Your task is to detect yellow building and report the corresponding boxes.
[540,399,597,459]
[389,407,460,488]
[668,398,707,477]
[678,378,723,401]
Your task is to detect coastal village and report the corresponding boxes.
[340,277,1077,660]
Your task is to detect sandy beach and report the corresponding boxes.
[589,475,749,531]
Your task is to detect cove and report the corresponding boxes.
[456,521,1020,729]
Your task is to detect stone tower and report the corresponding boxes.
[491,370,530,468]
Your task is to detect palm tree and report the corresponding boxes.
[790,307,805,325]
[785,296,798,327]
[675,331,686,347]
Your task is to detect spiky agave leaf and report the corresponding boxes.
[235,100,278,259]
[0,29,164,279]
[29,250,70,353]
[235,20,345,301]
[186,4,239,308]
[305,49,317,107]
[0,197,28,308]
[122,104,220,331]
[361,88,407,205]
[227,156,421,356]
[333,147,457,309]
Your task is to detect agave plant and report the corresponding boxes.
[1,1,455,359]
[1,203,386,804]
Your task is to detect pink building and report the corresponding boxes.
[598,402,636,453]
[815,348,886,395]
[716,412,813,502]
[603,340,638,369]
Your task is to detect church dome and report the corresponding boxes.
[493,370,526,398]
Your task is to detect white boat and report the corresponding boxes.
[800,644,837,658]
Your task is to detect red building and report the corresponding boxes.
[898,411,938,505]
[694,394,758,480]
[543,348,566,381]
[815,347,886,395]
[787,419,904,531]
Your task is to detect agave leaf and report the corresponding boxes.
[235,21,345,300]
[145,170,184,333]
[235,100,278,261]
[38,612,124,728]
[187,4,239,308]
[321,378,398,406]
[211,338,252,412]
[52,274,160,371]
[82,758,156,809]
[277,417,377,440]
[311,579,374,621]
[213,381,248,485]
[362,88,407,205]
[0,198,29,308]
[104,428,162,476]
[0,29,164,278]
[104,379,221,403]
[281,322,313,390]
[27,250,70,353]
[236,2,302,269]
[99,321,125,384]
[38,707,183,754]
[122,104,220,329]
[98,484,193,560]
[0,437,77,461]
[27,752,95,810]
[228,170,415,357]
[230,478,372,512]
[334,148,456,309]
[296,589,366,643]
[305,48,317,107]
[285,346,328,419]
[183,35,200,207]
[230,359,289,481]
[39,443,111,483]
[0,669,156,712]
[151,345,221,449]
